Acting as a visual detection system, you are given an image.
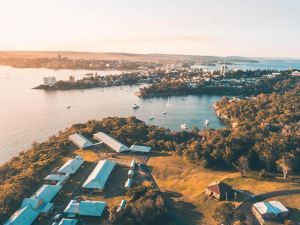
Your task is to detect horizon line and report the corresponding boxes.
[0,49,300,60]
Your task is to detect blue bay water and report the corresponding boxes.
[0,58,299,164]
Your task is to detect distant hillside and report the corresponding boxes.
[0,51,259,63]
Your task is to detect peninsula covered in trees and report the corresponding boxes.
[1,77,299,223]
[138,70,300,97]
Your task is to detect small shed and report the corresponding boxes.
[125,178,132,189]
[130,159,136,169]
[205,181,233,200]
[44,173,70,185]
[128,169,134,178]
[116,200,127,213]
[58,218,78,225]
[129,145,152,153]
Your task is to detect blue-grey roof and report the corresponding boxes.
[31,184,62,203]
[253,201,289,215]
[64,200,106,217]
[125,178,132,188]
[58,218,78,225]
[4,205,39,225]
[82,160,116,190]
[57,156,84,174]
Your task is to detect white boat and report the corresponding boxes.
[162,111,167,115]
[180,124,188,130]
[132,104,140,109]
[149,112,154,120]
[167,97,172,107]
[181,97,187,100]
[205,119,210,127]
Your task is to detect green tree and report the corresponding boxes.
[213,202,235,225]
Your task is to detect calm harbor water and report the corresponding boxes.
[0,59,300,164]
[0,66,225,164]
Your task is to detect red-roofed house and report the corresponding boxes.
[205,181,233,200]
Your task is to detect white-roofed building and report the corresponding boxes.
[117,199,127,212]
[93,132,128,152]
[82,160,116,192]
[64,200,106,217]
[128,169,134,178]
[291,71,300,76]
[125,178,132,189]
[69,133,94,149]
[57,156,84,175]
[252,201,289,224]
[44,173,70,185]
[130,159,136,169]
[129,145,152,153]
[58,218,78,225]
[4,205,39,225]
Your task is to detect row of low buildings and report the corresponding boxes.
[125,159,136,189]
[6,131,150,224]
[57,132,151,222]
[5,155,84,225]
[69,131,152,154]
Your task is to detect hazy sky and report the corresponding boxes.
[0,0,299,57]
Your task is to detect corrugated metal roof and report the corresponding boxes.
[64,200,79,214]
[21,197,53,213]
[69,133,93,149]
[57,156,84,174]
[31,184,62,203]
[4,205,39,225]
[125,178,132,188]
[82,160,116,189]
[128,169,134,176]
[253,201,289,215]
[64,200,106,217]
[45,174,69,182]
[130,159,136,168]
[58,218,78,225]
[129,145,152,153]
[93,132,128,152]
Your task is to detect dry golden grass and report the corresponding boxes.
[74,149,100,162]
[148,153,300,225]
[224,173,300,195]
[148,153,239,225]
